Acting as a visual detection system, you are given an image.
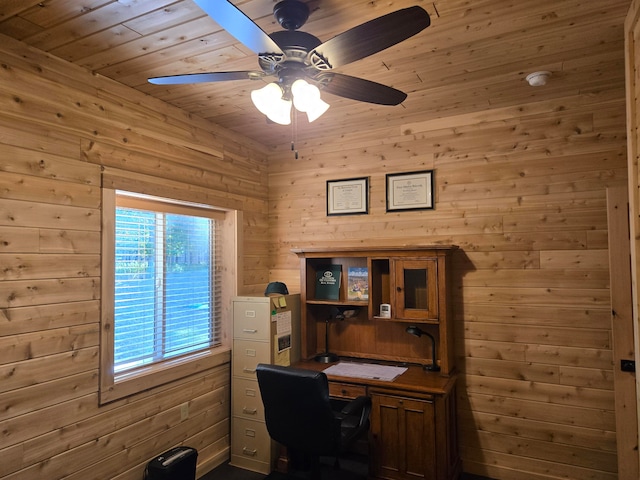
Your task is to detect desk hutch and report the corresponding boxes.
[292,246,460,480]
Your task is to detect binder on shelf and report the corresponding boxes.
[347,266,369,301]
[315,265,342,300]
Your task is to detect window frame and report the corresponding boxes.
[100,188,235,404]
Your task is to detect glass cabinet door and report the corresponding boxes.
[393,258,438,320]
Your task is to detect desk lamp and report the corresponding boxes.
[406,325,441,372]
[315,314,339,364]
[315,307,358,363]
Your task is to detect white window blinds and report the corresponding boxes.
[113,195,222,373]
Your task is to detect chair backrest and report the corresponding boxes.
[256,363,341,456]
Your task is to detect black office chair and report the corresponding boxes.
[256,363,371,479]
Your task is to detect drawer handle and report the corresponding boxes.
[243,367,256,374]
[243,407,258,415]
[243,328,258,333]
[242,447,257,456]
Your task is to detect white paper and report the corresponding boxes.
[275,310,292,334]
[323,362,407,382]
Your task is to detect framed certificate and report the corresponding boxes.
[326,177,369,216]
[386,170,434,212]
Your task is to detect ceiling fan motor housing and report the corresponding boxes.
[274,0,310,30]
[259,30,325,74]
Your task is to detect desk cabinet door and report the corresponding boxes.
[370,393,436,480]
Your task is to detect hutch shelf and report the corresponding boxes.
[292,245,458,374]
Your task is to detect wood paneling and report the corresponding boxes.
[267,30,628,480]
[0,0,630,149]
[623,1,640,477]
[0,0,634,479]
[0,32,269,479]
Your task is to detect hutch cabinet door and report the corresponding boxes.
[393,258,438,321]
[370,392,436,480]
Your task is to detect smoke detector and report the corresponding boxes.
[526,71,552,87]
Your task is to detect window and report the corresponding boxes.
[114,200,220,372]
[101,189,235,403]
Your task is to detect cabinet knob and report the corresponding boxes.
[396,286,402,292]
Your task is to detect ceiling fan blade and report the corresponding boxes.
[308,6,430,69]
[192,0,284,55]
[148,71,266,85]
[319,73,407,106]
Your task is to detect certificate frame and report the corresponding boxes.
[386,170,434,212]
[326,177,369,216]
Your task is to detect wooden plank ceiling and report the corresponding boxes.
[0,0,630,149]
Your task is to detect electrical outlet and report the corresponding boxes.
[180,402,189,420]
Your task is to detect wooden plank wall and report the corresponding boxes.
[267,53,628,480]
[0,35,270,479]
[624,0,640,476]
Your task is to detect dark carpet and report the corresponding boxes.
[200,453,368,480]
[199,454,494,480]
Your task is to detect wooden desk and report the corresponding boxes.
[294,360,461,480]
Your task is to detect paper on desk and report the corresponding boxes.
[324,362,407,382]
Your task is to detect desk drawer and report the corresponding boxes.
[329,382,367,399]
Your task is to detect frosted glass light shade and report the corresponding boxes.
[304,98,329,122]
[251,83,292,125]
[291,79,329,122]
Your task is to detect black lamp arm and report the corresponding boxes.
[422,330,440,372]
[406,325,440,372]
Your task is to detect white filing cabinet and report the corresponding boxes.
[230,294,300,474]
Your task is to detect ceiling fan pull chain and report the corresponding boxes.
[291,109,299,159]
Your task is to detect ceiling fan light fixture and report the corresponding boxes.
[149,2,431,132]
[291,79,330,122]
[304,98,330,123]
[251,82,292,125]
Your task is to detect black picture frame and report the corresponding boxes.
[386,170,434,212]
[326,177,369,216]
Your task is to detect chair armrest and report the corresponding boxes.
[341,395,371,416]
[337,395,372,448]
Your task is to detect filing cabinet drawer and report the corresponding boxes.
[232,377,265,420]
[230,417,273,474]
[233,302,271,341]
[233,340,271,379]
[329,381,367,399]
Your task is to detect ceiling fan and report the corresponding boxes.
[148,0,431,125]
